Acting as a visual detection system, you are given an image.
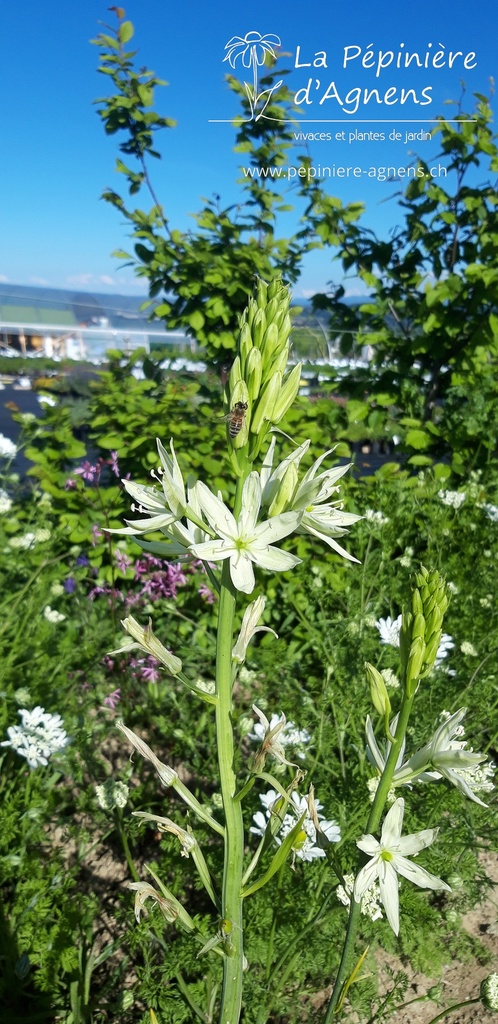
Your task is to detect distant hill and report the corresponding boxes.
[0,282,150,331]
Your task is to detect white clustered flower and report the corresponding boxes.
[479,595,493,609]
[249,712,311,760]
[354,798,451,935]
[375,614,403,647]
[367,775,397,805]
[1,706,69,768]
[374,615,454,662]
[460,641,478,657]
[43,606,66,624]
[481,973,498,1011]
[34,528,51,543]
[0,489,13,513]
[336,872,383,921]
[9,532,37,550]
[381,668,400,689]
[95,779,130,811]
[482,503,498,523]
[50,583,64,597]
[446,581,458,595]
[437,489,466,509]
[250,789,341,862]
[0,434,17,459]
[364,509,389,526]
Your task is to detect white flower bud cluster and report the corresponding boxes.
[336,872,383,921]
[1,707,69,769]
[95,778,130,811]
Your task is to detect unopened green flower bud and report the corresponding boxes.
[423,631,442,666]
[252,309,267,347]
[259,323,280,372]
[250,373,282,435]
[257,278,269,308]
[272,363,303,423]
[229,355,243,391]
[265,296,280,325]
[412,612,425,641]
[268,463,298,517]
[365,662,391,717]
[245,347,262,401]
[239,322,253,373]
[406,634,426,694]
[267,343,290,379]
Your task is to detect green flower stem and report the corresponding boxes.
[425,999,480,1024]
[115,811,140,882]
[324,689,416,1022]
[216,554,245,1024]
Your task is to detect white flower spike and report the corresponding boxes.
[354,797,450,935]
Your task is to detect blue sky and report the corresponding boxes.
[1,0,496,298]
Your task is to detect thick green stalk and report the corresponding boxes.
[323,691,416,1022]
[216,557,245,1024]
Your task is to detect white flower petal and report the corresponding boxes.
[378,860,400,934]
[354,857,382,900]
[393,855,451,892]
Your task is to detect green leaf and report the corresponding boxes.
[241,813,306,897]
[188,310,205,331]
[118,20,134,44]
[405,429,431,450]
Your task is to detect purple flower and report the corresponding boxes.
[103,688,121,709]
[76,554,90,566]
[140,657,161,684]
[109,450,120,478]
[199,582,216,604]
[65,478,77,490]
[75,461,101,483]
[92,525,103,546]
[64,577,76,594]
[115,550,132,573]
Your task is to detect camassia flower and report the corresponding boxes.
[190,475,302,594]
[260,439,361,562]
[366,708,494,807]
[394,708,495,807]
[354,798,450,935]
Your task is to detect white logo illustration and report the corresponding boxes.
[223,31,282,121]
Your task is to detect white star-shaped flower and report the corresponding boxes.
[189,474,302,594]
[354,797,450,935]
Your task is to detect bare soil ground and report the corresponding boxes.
[373,850,498,1024]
